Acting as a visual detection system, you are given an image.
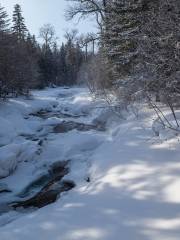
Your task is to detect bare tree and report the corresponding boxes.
[66,0,108,32]
[64,29,78,43]
[39,24,56,50]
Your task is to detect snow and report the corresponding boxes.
[0,87,180,239]
[0,144,20,179]
[0,118,17,146]
[0,141,39,179]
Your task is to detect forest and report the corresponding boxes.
[1,0,180,129]
[0,1,180,240]
[0,3,85,97]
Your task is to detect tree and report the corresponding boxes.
[38,46,55,87]
[102,1,143,96]
[38,24,57,87]
[0,5,87,98]
[0,4,12,97]
[12,4,27,40]
[139,0,180,97]
[0,4,10,33]
[58,43,68,85]
[39,24,56,51]
[64,30,84,85]
[77,52,112,91]
[66,0,109,32]
[0,4,40,96]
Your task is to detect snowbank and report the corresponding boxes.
[1,87,180,240]
[0,144,20,178]
[0,118,17,146]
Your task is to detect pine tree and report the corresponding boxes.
[38,45,55,87]
[140,0,180,99]
[101,0,150,101]
[12,4,27,40]
[65,39,82,85]
[0,4,10,97]
[59,43,68,85]
[0,4,10,33]
[104,1,142,80]
[101,0,180,106]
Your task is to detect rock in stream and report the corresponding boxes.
[11,161,75,209]
[54,121,105,133]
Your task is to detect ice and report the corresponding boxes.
[1,87,180,240]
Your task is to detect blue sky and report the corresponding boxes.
[1,0,96,43]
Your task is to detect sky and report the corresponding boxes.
[1,0,97,43]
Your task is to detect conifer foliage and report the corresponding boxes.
[0,4,85,99]
[67,0,180,107]
[0,4,9,32]
[12,4,27,40]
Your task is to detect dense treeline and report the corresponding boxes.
[102,0,180,104]
[67,0,180,126]
[0,3,84,98]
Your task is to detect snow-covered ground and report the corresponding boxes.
[0,87,180,240]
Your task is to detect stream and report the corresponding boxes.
[0,88,106,225]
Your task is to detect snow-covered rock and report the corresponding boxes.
[0,118,17,146]
[0,144,20,178]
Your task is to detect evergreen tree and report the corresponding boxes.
[12,4,27,40]
[59,43,68,85]
[38,45,55,87]
[0,4,10,97]
[140,0,180,100]
[65,39,83,85]
[0,4,10,33]
[103,1,142,86]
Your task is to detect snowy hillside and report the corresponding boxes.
[0,87,180,240]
